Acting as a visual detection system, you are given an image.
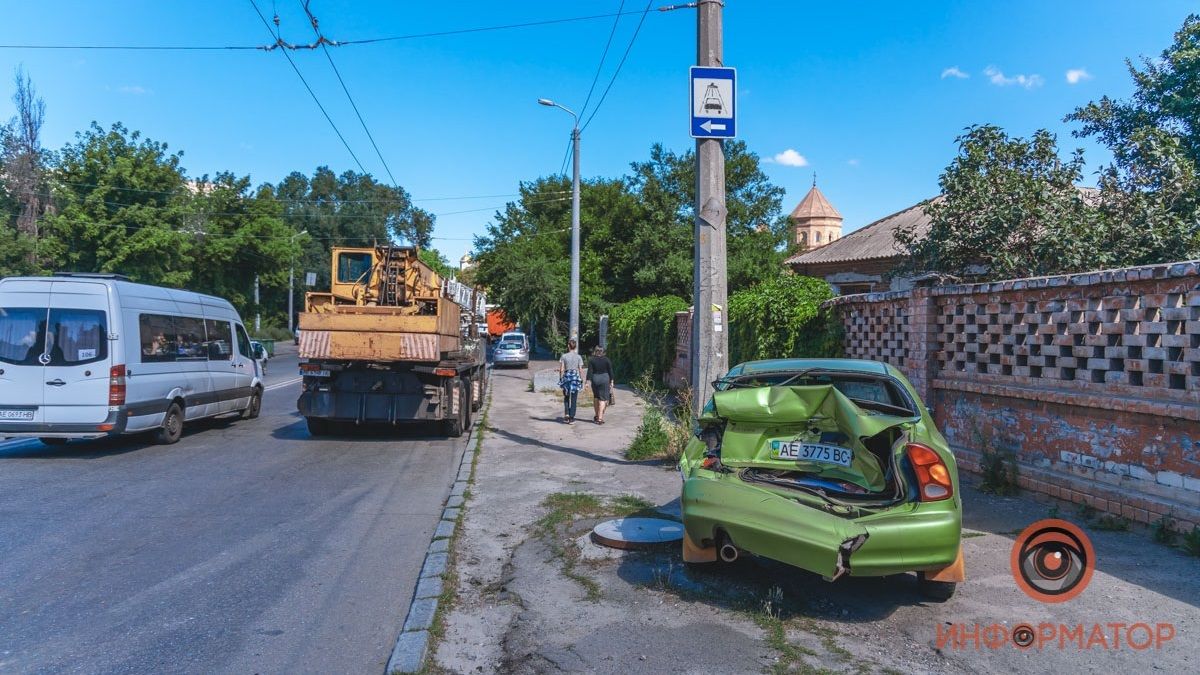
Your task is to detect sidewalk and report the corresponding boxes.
[433,360,772,673]
[432,359,1200,674]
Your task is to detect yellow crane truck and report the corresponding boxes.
[296,245,487,437]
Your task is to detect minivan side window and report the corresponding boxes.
[234,324,252,359]
[140,313,236,363]
[204,319,233,361]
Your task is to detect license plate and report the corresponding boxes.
[0,409,35,421]
[772,441,852,467]
[302,369,330,378]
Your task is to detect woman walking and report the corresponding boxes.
[588,347,614,424]
[558,338,584,424]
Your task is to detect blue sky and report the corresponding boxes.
[1,1,1195,265]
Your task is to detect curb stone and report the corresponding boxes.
[384,368,489,674]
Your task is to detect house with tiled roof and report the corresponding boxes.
[785,193,938,295]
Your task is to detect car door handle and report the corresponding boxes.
[46,379,66,386]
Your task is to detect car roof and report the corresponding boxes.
[727,358,891,377]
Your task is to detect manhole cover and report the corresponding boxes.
[591,517,683,550]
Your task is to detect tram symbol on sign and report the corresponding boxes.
[701,83,725,114]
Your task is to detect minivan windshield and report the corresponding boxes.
[0,307,108,366]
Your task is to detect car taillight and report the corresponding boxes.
[906,442,953,501]
[108,364,126,405]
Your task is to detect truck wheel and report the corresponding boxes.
[156,403,184,445]
[443,384,465,438]
[306,417,331,436]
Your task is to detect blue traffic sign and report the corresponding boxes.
[690,66,736,139]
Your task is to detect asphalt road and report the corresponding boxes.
[0,350,469,674]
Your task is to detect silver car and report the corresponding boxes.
[492,340,529,368]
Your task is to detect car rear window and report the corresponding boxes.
[498,342,523,350]
[722,370,914,414]
[0,307,108,366]
[0,307,48,365]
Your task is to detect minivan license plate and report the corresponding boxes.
[0,409,35,421]
[773,441,852,467]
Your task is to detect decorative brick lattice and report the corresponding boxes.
[933,288,1200,394]
[841,296,909,369]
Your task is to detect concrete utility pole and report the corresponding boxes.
[691,0,728,415]
[288,229,309,335]
[537,98,581,341]
[254,275,261,333]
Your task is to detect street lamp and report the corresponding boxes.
[288,229,309,334]
[538,97,581,342]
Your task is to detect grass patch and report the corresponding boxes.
[1182,526,1200,557]
[1075,503,1130,532]
[1152,513,1177,545]
[624,372,693,462]
[961,531,986,539]
[534,491,672,602]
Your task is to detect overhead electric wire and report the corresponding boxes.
[580,0,654,132]
[299,0,398,187]
[577,0,625,122]
[0,8,651,51]
[248,0,368,175]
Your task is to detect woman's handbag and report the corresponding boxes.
[609,389,616,405]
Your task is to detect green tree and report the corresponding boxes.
[1066,14,1200,263]
[271,167,435,297]
[184,173,300,320]
[0,67,49,276]
[897,124,1102,280]
[728,275,838,364]
[42,122,194,285]
[418,247,457,279]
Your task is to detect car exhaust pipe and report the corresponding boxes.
[718,542,739,563]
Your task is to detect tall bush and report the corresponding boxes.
[607,295,688,381]
[728,275,840,364]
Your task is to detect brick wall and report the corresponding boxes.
[829,261,1200,533]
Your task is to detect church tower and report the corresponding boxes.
[789,177,842,249]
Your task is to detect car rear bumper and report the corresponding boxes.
[681,473,961,578]
[0,408,129,439]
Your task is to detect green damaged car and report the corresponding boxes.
[679,358,963,600]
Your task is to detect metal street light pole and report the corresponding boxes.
[538,98,581,341]
[288,229,309,334]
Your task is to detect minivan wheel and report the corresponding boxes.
[306,417,331,436]
[40,437,69,447]
[156,403,184,445]
[241,387,262,419]
[917,572,957,602]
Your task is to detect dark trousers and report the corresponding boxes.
[563,390,578,420]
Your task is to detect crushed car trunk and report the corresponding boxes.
[682,383,927,578]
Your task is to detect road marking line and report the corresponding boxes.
[265,377,302,392]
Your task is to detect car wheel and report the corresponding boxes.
[241,387,262,419]
[156,403,184,445]
[917,572,957,602]
[306,417,331,436]
[39,437,69,447]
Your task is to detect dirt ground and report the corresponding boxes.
[433,358,1199,674]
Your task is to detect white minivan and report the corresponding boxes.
[0,273,264,446]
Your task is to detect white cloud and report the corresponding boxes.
[984,66,1043,89]
[766,149,809,167]
[846,159,860,167]
[1065,68,1092,85]
[118,85,149,95]
[941,66,969,79]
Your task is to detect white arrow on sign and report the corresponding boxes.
[700,120,727,133]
